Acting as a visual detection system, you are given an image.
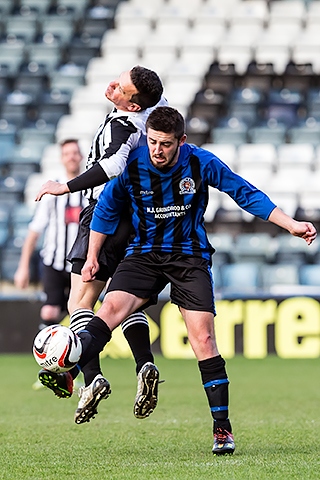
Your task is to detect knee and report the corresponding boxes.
[41,305,61,322]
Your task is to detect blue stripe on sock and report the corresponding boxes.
[210,406,228,412]
[204,378,229,388]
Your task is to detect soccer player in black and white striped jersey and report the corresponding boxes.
[35,66,166,422]
[15,139,86,331]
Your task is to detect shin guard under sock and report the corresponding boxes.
[70,309,94,334]
[70,309,102,385]
[121,312,154,374]
[198,355,232,433]
[78,316,112,369]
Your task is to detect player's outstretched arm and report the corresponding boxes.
[268,207,317,245]
[35,180,70,201]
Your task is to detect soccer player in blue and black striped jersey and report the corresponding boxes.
[78,106,317,455]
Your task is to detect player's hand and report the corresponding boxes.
[81,259,100,282]
[14,268,29,289]
[291,221,317,245]
[35,181,69,201]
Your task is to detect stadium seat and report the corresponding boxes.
[56,0,90,17]
[274,233,312,266]
[101,28,147,58]
[247,119,287,145]
[287,117,320,145]
[299,264,320,287]
[67,35,101,68]
[208,232,234,267]
[232,232,275,264]
[49,65,86,93]
[26,41,62,74]
[114,2,158,29]
[305,0,320,27]
[40,15,76,45]
[216,192,254,223]
[0,39,25,75]
[10,202,35,246]
[155,4,195,27]
[266,88,304,127]
[19,0,52,16]
[217,45,253,76]
[5,15,39,43]
[211,117,248,146]
[277,143,314,169]
[0,223,9,251]
[268,1,306,26]
[306,88,320,120]
[219,262,261,293]
[200,144,237,171]
[0,244,22,282]
[6,146,41,180]
[228,87,263,126]
[190,89,225,123]
[297,190,320,223]
[37,89,70,125]
[17,121,56,150]
[0,175,25,206]
[13,65,49,97]
[1,90,34,128]
[179,24,225,58]
[260,263,300,291]
[0,0,14,16]
[254,45,291,76]
[237,164,274,191]
[0,121,16,161]
[229,0,268,27]
[193,2,230,29]
[237,143,277,169]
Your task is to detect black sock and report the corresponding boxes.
[121,312,154,374]
[82,356,103,386]
[198,355,232,433]
[78,316,112,369]
[69,365,81,380]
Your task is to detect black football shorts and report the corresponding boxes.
[107,252,216,313]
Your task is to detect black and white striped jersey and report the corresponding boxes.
[83,96,168,202]
[29,177,88,272]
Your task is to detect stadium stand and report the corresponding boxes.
[0,0,320,294]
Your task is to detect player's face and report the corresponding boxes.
[147,128,187,170]
[61,142,83,176]
[105,70,140,111]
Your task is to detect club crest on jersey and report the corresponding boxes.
[179,177,196,195]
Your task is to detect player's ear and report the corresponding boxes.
[179,134,187,146]
[128,102,141,112]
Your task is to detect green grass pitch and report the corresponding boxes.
[0,354,319,480]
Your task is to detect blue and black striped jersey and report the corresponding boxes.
[91,143,277,261]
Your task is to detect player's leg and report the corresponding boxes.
[71,224,160,421]
[36,267,74,396]
[169,255,235,455]
[38,265,66,330]
[75,255,165,424]
[180,307,234,455]
[74,290,148,424]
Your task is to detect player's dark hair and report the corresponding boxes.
[60,138,79,147]
[146,106,186,140]
[129,66,163,110]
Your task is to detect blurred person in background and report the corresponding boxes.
[14,139,86,389]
